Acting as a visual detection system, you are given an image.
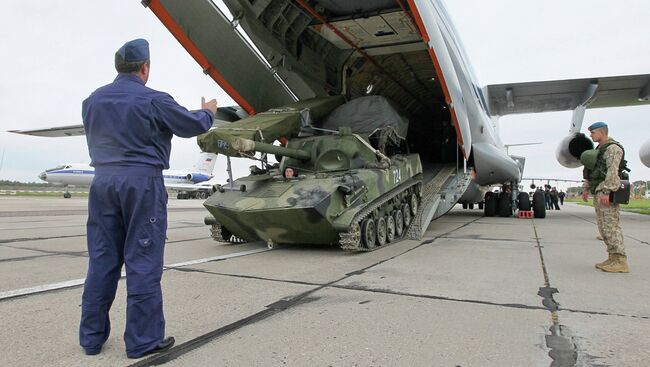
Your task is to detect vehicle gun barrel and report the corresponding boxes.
[232,138,311,161]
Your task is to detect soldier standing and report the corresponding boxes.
[79,39,217,357]
[582,121,629,273]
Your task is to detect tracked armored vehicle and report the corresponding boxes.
[199,96,422,252]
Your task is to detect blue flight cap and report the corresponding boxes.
[116,38,149,62]
[587,121,607,131]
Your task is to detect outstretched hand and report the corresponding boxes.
[201,97,218,114]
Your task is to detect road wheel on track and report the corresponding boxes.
[410,194,419,215]
[361,218,377,249]
[393,210,404,238]
[386,215,395,243]
[402,204,412,228]
[376,216,387,247]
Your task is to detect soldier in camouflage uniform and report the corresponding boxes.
[582,121,629,273]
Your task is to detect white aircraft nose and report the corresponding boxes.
[38,172,47,181]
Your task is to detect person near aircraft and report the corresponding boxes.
[581,121,629,273]
[558,190,565,205]
[550,187,560,210]
[544,185,552,210]
[79,38,218,358]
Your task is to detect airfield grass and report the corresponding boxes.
[566,197,650,215]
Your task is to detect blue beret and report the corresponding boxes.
[116,38,149,62]
[588,121,607,131]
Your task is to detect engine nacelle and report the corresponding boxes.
[186,173,211,183]
[555,133,594,168]
[640,139,650,168]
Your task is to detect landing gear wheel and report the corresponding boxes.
[532,191,546,218]
[484,192,498,217]
[361,218,377,249]
[376,217,387,247]
[517,192,531,211]
[402,204,412,228]
[469,203,474,210]
[393,210,404,238]
[462,202,468,209]
[385,215,395,243]
[63,192,71,199]
[498,193,513,217]
[478,201,484,210]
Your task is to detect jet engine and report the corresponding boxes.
[640,139,650,168]
[186,173,211,183]
[555,133,594,168]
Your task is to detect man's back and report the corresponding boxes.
[82,74,213,169]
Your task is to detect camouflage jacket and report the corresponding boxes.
[583,138,624,194]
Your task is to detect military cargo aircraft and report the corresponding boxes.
[141,0,649,238]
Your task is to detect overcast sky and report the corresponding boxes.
[1,0,649,190]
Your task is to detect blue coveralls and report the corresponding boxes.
[79,74,213,357]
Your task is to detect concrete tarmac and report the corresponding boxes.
[0,196,647,366]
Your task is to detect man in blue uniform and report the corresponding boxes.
[79,38,217,358]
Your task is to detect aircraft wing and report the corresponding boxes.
[8,107,247,137]
[486,73,650,116]
[8,124,85,137]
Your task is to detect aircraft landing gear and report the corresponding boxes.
[63,190,71,199]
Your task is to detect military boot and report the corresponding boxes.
[594,254,614,269]
[599,254,629,273]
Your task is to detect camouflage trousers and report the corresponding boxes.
[594,194,625,255]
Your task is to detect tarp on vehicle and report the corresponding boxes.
[198,96,345,156]
[320,96,409,138]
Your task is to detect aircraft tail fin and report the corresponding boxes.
[194,153,218,175]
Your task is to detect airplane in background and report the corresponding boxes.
[38,152,218,199]
[141,0,649,230]
[10,106,248,198]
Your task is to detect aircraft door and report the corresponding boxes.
[148,0,296,114]
[409,0,472,159]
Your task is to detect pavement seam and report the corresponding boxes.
[127,217,485,366]
[169,265,650,320]
[567,212,649,246]
[532,218,579,366]
[0,246,266,302]
[0,225,207,246]
[0,236,211,264]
